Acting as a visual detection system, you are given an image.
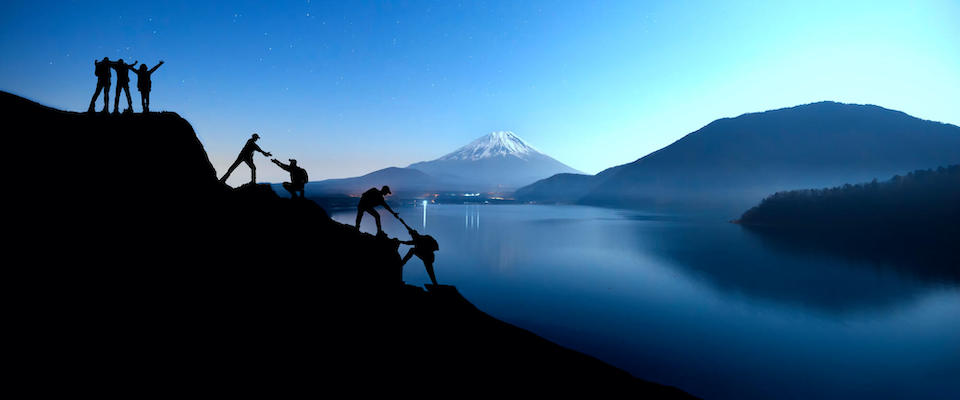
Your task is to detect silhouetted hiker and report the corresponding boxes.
[400,227,440,286]
[271,158,308,198]
[355,186,398,235]
[110,58,138,113]
[132,60,164,112]
[87,57,112,113]
[220,133,272,184]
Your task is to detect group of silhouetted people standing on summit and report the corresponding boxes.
[88,57,164,113]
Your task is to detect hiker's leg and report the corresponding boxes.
[400,248,414,268]
[123,85,133,109]
[103,84,110,111]
[220,157,243,182]
[423,260,438,286]
[282,182,296,197]
[144,91,150,112]
[355,208,364,229]
[246,159,256,183]
[113,85,121,112]
[371,210,382,233]
[89,83,103,111]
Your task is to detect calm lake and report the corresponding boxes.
[330,203,959,399]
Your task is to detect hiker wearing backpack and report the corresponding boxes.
[400,227,440,286]
[88,57,112,113]
[271,158,308,198]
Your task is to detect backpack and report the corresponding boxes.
[419,235,439,252]
[292,167,308,185]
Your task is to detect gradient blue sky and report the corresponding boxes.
[2,1,958,184]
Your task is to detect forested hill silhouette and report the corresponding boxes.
[738,165,960,230]
[1,91,693,397]
[737,166,959,279]
[517,101,960,213]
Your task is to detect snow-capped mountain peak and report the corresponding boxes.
[437,131,539,161]
[406,130,582,190]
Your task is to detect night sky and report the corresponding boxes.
[2,1,958,185]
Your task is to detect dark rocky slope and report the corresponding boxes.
[3,91,693,397]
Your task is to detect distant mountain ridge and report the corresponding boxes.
[308,131,581,196]
[306,167,441,197]
[517,101,960,213]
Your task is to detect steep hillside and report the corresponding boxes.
[3,91,693,396]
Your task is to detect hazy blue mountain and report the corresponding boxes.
[305,167,443,197]
[513,164,629,203]
[518,101,960,211]
[408,131,582,191]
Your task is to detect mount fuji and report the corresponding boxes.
[408,131,582,190]
[305,131,581,196]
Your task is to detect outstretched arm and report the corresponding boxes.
[271,159,291,171]
[254,144,272,157]
[149,61,164,74]
[382,201,396,215]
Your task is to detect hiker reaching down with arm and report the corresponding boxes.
[355,186,400,235]
[220,133,272,185]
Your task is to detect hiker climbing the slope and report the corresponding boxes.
[355,186,399,235]
[220,133,272,185]
[399,226,440,287]
[271,158,308,198]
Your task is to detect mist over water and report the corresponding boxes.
[332,204,960,399]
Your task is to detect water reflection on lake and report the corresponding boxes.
[331,204,960,399]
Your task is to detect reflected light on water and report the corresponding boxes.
[464,204,480,230]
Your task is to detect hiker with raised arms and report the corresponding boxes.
[132,60,164,112]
